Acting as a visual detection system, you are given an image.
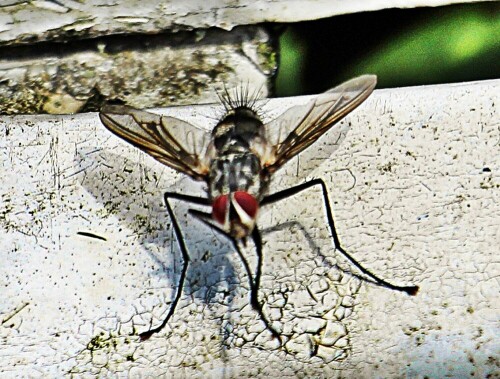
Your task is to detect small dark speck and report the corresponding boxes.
[482,167,491,173]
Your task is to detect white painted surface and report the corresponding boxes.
[0,0,487,45]
[1,79,498,377]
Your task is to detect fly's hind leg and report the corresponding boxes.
[262,178,419,295]
[242,227,282,343]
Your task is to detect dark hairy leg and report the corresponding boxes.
[190,210,282,342]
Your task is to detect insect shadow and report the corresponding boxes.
[74,149,243,325]
[262,220,364,284]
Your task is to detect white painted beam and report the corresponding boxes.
[0,0,488,45]
[1,79,498,377]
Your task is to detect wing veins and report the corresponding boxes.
[266,75,376,172]
[99,107,208,180]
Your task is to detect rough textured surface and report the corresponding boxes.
[0,0,486,46]
[1,79,498,377]
[0,26,276,114]
[0,0,484,114]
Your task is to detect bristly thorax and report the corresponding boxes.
[207,107,271,200]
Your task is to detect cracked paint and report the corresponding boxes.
[0,80,498,377]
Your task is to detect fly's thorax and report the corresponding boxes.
[209,106,275,165]
[212,107,265,151]
[208,154,266,239]
[207,106,273,200]
[208,153,268,200]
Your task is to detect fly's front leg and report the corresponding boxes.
[139,192,210,341]
[262,178,419,296]
[189,210,282,343]
[242,227,282,343]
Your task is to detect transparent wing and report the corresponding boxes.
[99,105,211,181]
[264,75,377,173]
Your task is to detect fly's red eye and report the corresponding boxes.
[212,195,229,224]
[234,191,258,218]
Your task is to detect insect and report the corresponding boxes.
[99,75,418,343]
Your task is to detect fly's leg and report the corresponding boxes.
[262,178,419,296]
[190,210,282,343]
[139,192,210,341]
[237,227,282,343]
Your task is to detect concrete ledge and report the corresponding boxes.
[0,26,275,114]
[1,79,498,377]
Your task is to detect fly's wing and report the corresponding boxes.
[99,105,211,181]
[264,75,377,173]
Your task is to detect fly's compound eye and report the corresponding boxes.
[233,191,258,219]
[212,192,259,226]
[212,195,229,224]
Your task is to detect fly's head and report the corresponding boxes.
[212,191,259,239]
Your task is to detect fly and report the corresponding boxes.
[99,75,419,343]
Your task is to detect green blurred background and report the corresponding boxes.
[275,2,499,96]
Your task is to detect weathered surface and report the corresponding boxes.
[0,0,487,46]
[0,26,276,114]
[0,79,498,377]
[0,0,486,114]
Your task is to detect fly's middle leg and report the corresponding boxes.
[139,192,210,340]
[233,228,282,343]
